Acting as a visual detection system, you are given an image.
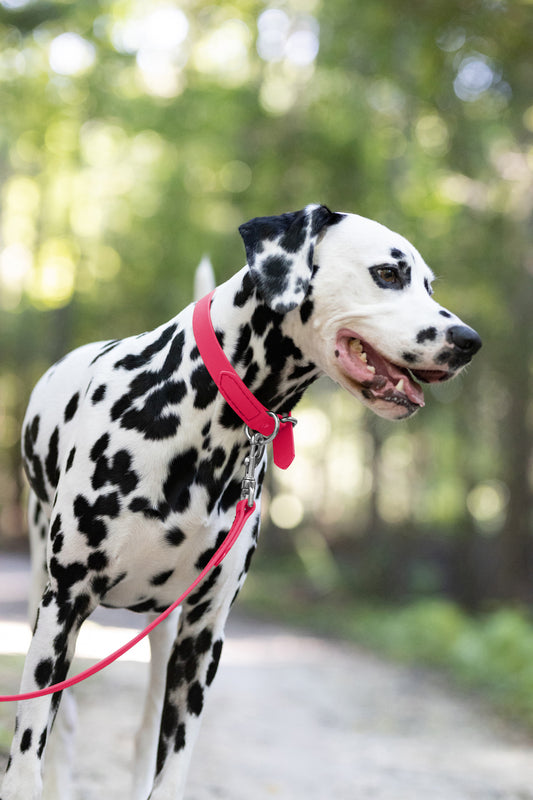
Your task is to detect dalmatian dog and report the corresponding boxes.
[1,204,481,800]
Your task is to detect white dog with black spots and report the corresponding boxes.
[1,204,481,800]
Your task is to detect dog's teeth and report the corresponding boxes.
[396,379,405,393]
[367,365,376,374]
[360,352,368,363]
[349,338,363,353]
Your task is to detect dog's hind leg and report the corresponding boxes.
[25,492,77,800]
[1,582,96,800]
[132,609,181,800]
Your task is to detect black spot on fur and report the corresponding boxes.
[288,362,316,381]
[233,272,255,307]
[20,728,32,753]
[23,420,48,502]
[186,600,211,624]
[299,298,314,324]
[163,448,198,513]
[37,729,47,759]
[88,550,108,571]
[91,575,110,595]
[206,640,223,686]
[114,323,177,371]
[190,364,217,409]
[218,479,241,514]
[151,570,174,586]
[186,567,221,606]
[119,382,186,440]
[156,739,168,776]
[187,682,204,716]
[128,496,162,520]
[244,544,256,574]
[196,528,229,572]
[165,526,186,546]
[53,632,67,655]
[232,324,252,366]
[34,658,54,688]
[264,326,302,372]
[416,327,437,344]
[257,255,291,304]
[90,340,120,365]
[91,384,106,404]
[439,309,452,318]
[110,331,186,439]
[90,434,109,462]
[73,492,120,547]
[174,723,186,752]
[45,427,60,488]
[64,392,79,422]
[195,629,213,654]
[218,402,245,431]
[436,348,454,365]
[66,447,76,471]
[49,558,88,597]
[311,205,345,234]
[390,248,405,259]
[251,304,273,336]
[30,414,40,442]
[50,514,61,540]
[402,352,419,364]
[161,704,178,738]
[92,445,138,496]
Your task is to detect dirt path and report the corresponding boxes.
[1,555,533,799]
[65,617,533,800]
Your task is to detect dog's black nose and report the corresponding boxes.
[446,325,482,355]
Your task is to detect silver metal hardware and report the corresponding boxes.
[279,415,297,428]
[241,432,266,508]
[245,410,280,445]
[241,413,297,508]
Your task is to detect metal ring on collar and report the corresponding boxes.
[280,415,297,427]
[245,410,280,445]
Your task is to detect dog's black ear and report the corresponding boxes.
[239,204,345,313]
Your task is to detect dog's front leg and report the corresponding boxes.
[147,602,229,800]
[133,610,181,800]
[1,588,93,800]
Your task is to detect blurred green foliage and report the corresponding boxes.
[0,0,531,607]
[241,572,533,728]
[351,602,533,728]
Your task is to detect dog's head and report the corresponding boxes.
[239,204,481,420]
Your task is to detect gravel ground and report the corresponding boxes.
[1,555,533,799]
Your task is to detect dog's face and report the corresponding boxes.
[240,204,481,420]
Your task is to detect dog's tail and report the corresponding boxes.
[194,255,216,301]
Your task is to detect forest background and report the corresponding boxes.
[0,0,532,706]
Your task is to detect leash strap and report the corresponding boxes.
[193,291,295,470]
[0,499,256,702]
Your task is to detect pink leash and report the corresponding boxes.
[0,289,296,702]
[0,501,254,702]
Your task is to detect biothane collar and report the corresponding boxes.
[192,290,296,470]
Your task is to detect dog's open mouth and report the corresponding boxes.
[335,329,450,411]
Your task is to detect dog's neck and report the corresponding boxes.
[207,268,321,417]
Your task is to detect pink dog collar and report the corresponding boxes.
[193,290,296,470]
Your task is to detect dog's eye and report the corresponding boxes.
[369,265,403,290]
[378,268,399,284]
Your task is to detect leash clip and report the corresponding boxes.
[241,432,266,508]
[241,413,297,506]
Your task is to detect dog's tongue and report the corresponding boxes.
[368,348,424,406]
[336,333,425,407]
